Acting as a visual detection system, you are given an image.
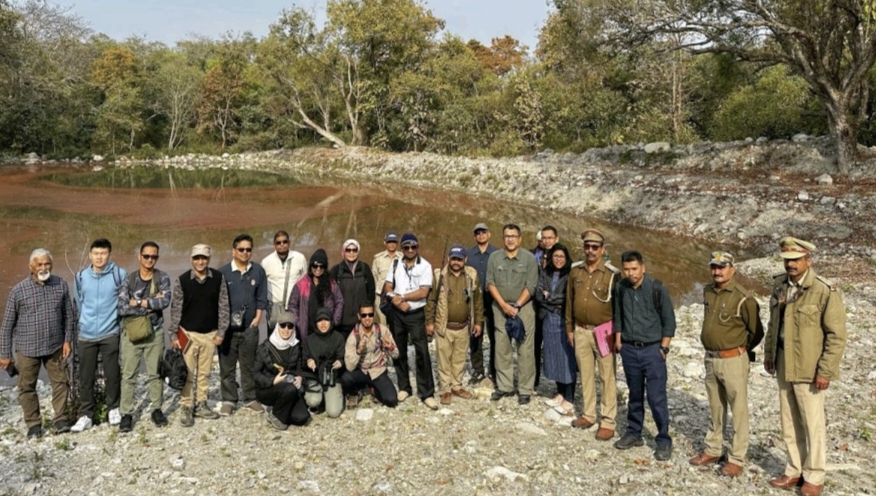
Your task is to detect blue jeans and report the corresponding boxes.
[620,343,671,447]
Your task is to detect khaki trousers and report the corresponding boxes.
[436,326,470,393]
[777,349,826,485]
[180,331,217,408]
[703,353,750,465]
[574,325,617,429]
[493,303,536,395]
[16,349,68,428]
[120,328,164,415]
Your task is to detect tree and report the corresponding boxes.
[147,50,202,150]
[586,0,876,173]
[468,35,526,76]
[92,47,143,154]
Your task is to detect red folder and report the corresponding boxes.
[176,328,191,353]
[594,321,614,357]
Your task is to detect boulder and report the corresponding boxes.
[644,142,671,154]
[816,174,833,186]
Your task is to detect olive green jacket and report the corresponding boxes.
[764,269,847,382]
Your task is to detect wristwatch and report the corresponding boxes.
[660,346,670,356]
[136,299,142,307]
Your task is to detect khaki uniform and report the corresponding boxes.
[564,260,618,429]
[700,279,763,466]
[764,269,847,485]
[372,250,402,324]
[425,267,484,393]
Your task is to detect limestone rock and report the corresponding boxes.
[644,142,671,154]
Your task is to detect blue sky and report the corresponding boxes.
[70,0,553,53]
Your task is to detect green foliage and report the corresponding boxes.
[51,166,301,189]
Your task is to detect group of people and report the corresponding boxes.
[0,223,846,496]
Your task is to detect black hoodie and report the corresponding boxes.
[304,308,346,369]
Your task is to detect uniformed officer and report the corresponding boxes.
[689,251,763,477]
[764,237,846,496]
[564,229,619,441]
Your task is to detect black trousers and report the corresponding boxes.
[341,369,398,407]
[534,306,544,388]
[469,293,496,379]
[256,383,310,426]
[78,335,121,418]
[391,308,435,400]
[218,326,259,403]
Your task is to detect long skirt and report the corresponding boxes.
[542,311,576,385]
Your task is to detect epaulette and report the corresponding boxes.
[571,260,584,268]
[772,272,785,280]
[605,262,621,274]
[734,283,754,299]
[814,275,838,291]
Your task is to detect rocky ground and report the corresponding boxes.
[0,255,873,496]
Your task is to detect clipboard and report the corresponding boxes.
[594,321,614,357]
[176,328,191,353]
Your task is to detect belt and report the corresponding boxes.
[445,321,469,331]
[622,340,660,348]
[575,320,596,330]
[705,345,746,359]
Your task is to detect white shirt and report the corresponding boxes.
[385,256,433,311]
[261,250,307,305]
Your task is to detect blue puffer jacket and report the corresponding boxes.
[74,262,127,341]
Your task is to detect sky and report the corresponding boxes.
[69,0,553,54]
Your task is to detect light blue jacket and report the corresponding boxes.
[74,262,127,342]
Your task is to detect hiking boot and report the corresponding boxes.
[266,413,288,431]
[54,420,71,434]
[654,444,673,461]
[614,434,644,450]
[119,414,133,433]
[490,390,514,401]
[108,408,122,426]
[70,415,93,433]
[151,409,168,428]
[26,425,43,439]
[346,394,359,409]
[245,401,264,413]
[194,402,219,419]
[180,406,194,427]
[517,394,531,405]
[468,372,486,386]
[219,402,234,416]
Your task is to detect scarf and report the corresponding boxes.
[269,324,299,350]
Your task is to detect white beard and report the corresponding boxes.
[37,271,51,282]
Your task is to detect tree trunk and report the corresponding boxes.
[827,109,857,176]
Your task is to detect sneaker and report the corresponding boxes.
[423,397,439,410]
[614,434,644,450]
[194,402,219,419]
[70,415,93,433]
[468,372,486,386]
[654,445,673,461]
[397,391,410,403]
[245,401,265,413]
[26,425,43,439]
[151,409,168,428]
[518,394,531,405]
[346,395,359,409]
[54,420,71,434]
[552,400,574,416]
[266,413,288,431]
[119,414,133,433]
[108,408,121,426]
[219,402,234,416]
[180,406,194,427]
[544,394,564,407]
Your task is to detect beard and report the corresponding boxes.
[37,270,51,282]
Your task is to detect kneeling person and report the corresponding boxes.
[426,244,483,405]
[342,304,399,408]
[253,312,310,430]
[303,308,345,418]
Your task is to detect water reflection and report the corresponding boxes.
[0,165,763,308]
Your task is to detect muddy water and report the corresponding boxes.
[0,165,765,310]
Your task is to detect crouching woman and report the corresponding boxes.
[303,308,346,417]
[253,311,310,429]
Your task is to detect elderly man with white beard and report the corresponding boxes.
[0,249,76,439]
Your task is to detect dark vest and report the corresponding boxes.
[178,268,223,333]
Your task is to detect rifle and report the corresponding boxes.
[428,236,451,339]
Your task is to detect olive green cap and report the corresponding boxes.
[778,236,816,259]
[709,251,734,267]
[580,229,605,245]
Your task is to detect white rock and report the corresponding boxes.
[867,370,876,381]
[515,422,547,436]
[172,457,185,471]
[485,466,529,482]
[297,480,320,492]
[92,155,104,162]
[820,196,836,205]
[683,362,704,379]
[438,408,453,416]
[797,190,810,202]
[792,133,809,143]
[543,408,562,422]
[816,174,833,185]
[584,449,600,462]
[644,142,671,154]
[355,409,374,422]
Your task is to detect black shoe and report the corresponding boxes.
[26,425,43,439]
[468,372,486,386]
[151,409,168,428]
[614,434,644,450]
[119,414,133,433]
[517,394,531,405]
[54,420,70,434]
[490,390,513,401]
[654,444,673,461]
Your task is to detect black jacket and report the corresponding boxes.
[304,329,345,370]
[253,340,309,390]
[535,269,569,320]
[330,261,376,328]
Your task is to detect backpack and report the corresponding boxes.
[75,265,123,303]
[159,348,188,390]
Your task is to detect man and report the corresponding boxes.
[689,251,764,475]
[426,244,484,404]
[486,223,539,405]
[533,225,559,388]
[342,303,400,408]
[383,233,438,410]
[261,230,306,331]
[564,229,620,441]
[330,239,376,340]
[612,250,676,461]
[536,226,559,268]
[218,234,268,415]
[117,241,172,432]
[466,223,497,385]
[0,249,75,438]
[170,244,230,427]
[372,230,401,325]
[764,237,846,496]
[72,238,127,433]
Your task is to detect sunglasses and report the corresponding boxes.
[311,264,325,269]
[192,255,209,261]
[345,247,359,253]
[275,239,289,245]
[583,244,602,251]
[141,254,159,260]
[402,245,418,251]
[236,247,252,253]
[359,312,374,318]
[278,323,295,329]
[474,230,488,235]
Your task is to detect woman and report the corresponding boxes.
[303,308,346,418]
[535,243,577,416]
[287,249,344,342]
[253,311,311,429]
